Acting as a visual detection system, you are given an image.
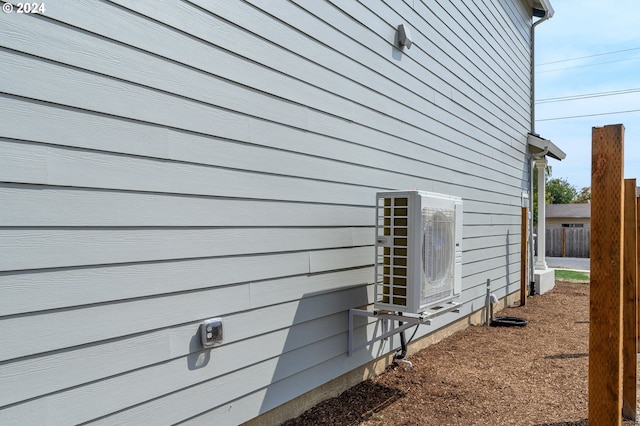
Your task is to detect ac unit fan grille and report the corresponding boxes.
[421,207,455,306]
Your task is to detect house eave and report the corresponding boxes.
[532,0,554,19]
[528,133,566,161]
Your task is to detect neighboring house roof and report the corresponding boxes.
[546,203,590,219]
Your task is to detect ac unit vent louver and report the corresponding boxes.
[374,190,462,314]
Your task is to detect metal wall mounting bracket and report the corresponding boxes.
[347,301,461,357]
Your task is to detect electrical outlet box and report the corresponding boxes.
[200,318,223,348]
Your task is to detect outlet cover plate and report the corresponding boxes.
[200,318,223,348]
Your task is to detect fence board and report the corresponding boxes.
[545,228,590,258]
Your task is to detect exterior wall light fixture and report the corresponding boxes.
[397,24,412,49]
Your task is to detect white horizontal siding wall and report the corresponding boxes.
[0,0,533,424]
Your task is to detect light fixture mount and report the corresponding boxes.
[397,24,412,49]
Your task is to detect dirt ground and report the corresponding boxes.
[283,280,636,426]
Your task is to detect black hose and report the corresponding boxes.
[405,324,420,345]
[394,328,407,360]
[490,316,528,327]
[394,313,408,360]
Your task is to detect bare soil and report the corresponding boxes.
[283,280,636,426]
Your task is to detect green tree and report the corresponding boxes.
[532,169,582,226]
[573,186,591,203]
[546,177,577,204]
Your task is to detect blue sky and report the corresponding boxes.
[535,0,640,191]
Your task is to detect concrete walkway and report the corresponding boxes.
[539,256,590,271]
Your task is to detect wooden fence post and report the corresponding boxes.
[622,178,637,420]
[589,124,624,425]
[637,196,640,351]
[521,207,528,306]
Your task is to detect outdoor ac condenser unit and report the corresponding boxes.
[374,190,462,314]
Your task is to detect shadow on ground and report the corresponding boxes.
[544,353,588,360]
[282,380,405,426]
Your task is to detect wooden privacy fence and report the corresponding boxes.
[545,228,590,258]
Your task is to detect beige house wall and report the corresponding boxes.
[546,218,591,230]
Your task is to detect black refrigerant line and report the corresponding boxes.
[393,313,420,361]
